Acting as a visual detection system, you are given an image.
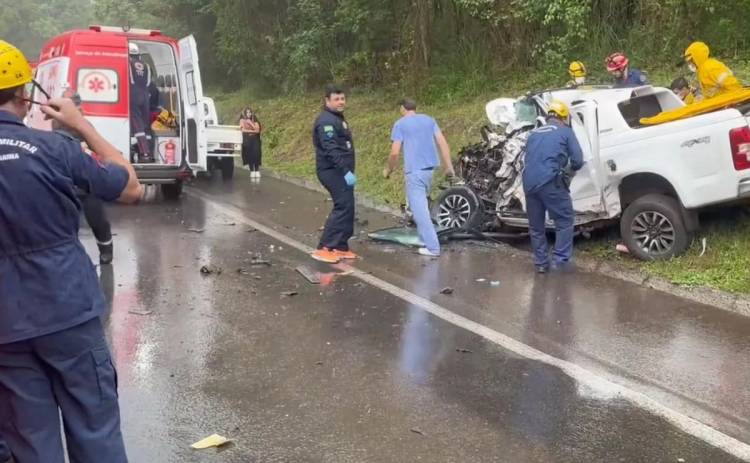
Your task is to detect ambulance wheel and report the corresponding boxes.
[220,157,235,180]
[161,182,183,201]
[620,194,692,261]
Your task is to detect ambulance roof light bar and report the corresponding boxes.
[89,25,162,36]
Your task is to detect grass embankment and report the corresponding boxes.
[213,71,750,295]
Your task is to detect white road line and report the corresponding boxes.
[188,188,750,461]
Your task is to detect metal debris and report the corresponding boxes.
[297,265,321,284]
[200,265,222,275]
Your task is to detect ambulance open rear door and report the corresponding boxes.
[178,35,207,173]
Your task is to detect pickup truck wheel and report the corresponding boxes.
[431,186,483,232]
[220,157,235,180]
[620,194,691,260]
[161,182,183,201]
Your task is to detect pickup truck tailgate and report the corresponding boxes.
[206,124,242,145]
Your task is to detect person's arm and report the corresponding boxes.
[316,121,349,173]
[434,129,455,177]
[384,141,401,178]
[42,97,142,203]
[567,129,585,171]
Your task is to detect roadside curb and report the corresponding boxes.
[262,168,750,318]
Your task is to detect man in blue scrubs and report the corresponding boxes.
[0,40,142,463]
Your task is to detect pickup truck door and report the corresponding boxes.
[569,101,614,221]
[178,35,207,172]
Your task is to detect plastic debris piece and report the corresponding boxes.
[615,243,629,254]
[281,291,299,297]
[297,266,321,284]
[187,227,205,233]
[410,428,425,436]
[191,434,231,450]
[456,348,473,353]
[476,278,486,282]
[490,281,500,287]
[699,237,707,257]
[440,287,454,295]
[128,310,153,316]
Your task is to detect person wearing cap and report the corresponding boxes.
[129,42,154,162]
[670,77,698,105]
[383,99,455,257]
[522,100,584,273]
[0,40,141,463]
[567,61,587,87]
[605,52,649,88]
[682,41,741,100]
[54,88,115,264]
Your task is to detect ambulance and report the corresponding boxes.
[27,25,242,199]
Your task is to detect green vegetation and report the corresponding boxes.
[4,0,750,293]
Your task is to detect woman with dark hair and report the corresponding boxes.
[239,107,263,179]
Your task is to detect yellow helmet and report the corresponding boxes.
[0,40,33,91]
[568,61,586,78]
[548,100,570,119]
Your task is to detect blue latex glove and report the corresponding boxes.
[344,171,357,187]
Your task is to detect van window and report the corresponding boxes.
[77,68,119,103]
[618,95,663,128]
[186,71,197,105]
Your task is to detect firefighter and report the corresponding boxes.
[605,52,649,88]
[54,88,115,264]
[522,100,584,273]
[311,84,357,264]
[683,41,741,100]
[0,40,141,462]
[129,42,154,162]
[567,61,587,87]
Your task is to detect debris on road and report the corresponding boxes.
[187,227,205,233]
[249,258,272,267]
[410,427,425,436]
[200,265,222,275]
[246,228,257,233]
[456,348,473,354]
[281,291,299,297]
[615,243,629,254]
[191,434,232,450]
[128,309,153,316]
[440,287,454,295]
[236,268,249,275]
[700,237,707,257]
[224,222,236,226]
[476,278,486,282]
[490,281,501,287]
[297,265,322,284]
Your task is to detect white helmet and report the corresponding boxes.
[129,42,140,55]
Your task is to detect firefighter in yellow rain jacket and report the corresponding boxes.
[683,41,742,100]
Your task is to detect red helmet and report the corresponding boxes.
[605,52,629,72]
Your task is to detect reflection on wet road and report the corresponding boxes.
[74,175,750,462]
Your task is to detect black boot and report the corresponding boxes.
[98,241,113,265]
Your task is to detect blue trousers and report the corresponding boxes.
[0,437,8,461]
[0,318,127,463]
[406,169,440,254]
[317,169,355,251]
[525,181,574,267]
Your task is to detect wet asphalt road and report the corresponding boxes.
[80,174,750,462]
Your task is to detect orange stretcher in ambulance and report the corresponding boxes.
[27,26,241,199]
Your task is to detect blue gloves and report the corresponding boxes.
[344,171,357,187]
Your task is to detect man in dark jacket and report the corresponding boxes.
[311,84,357,264]
[522,100,584,273]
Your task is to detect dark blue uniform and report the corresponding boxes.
[130,55,153,159]
[313,107,356,251]
[0,111,129,462]
[522,119,584,270]
[0,437,9,462]
[614,68,649,88]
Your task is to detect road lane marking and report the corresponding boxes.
[188,188,750,461]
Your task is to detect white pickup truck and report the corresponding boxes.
[200,96,242,180]
[434,85,750,260]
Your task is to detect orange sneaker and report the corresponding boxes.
[333,249,358,260]
[311,248,341,263]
